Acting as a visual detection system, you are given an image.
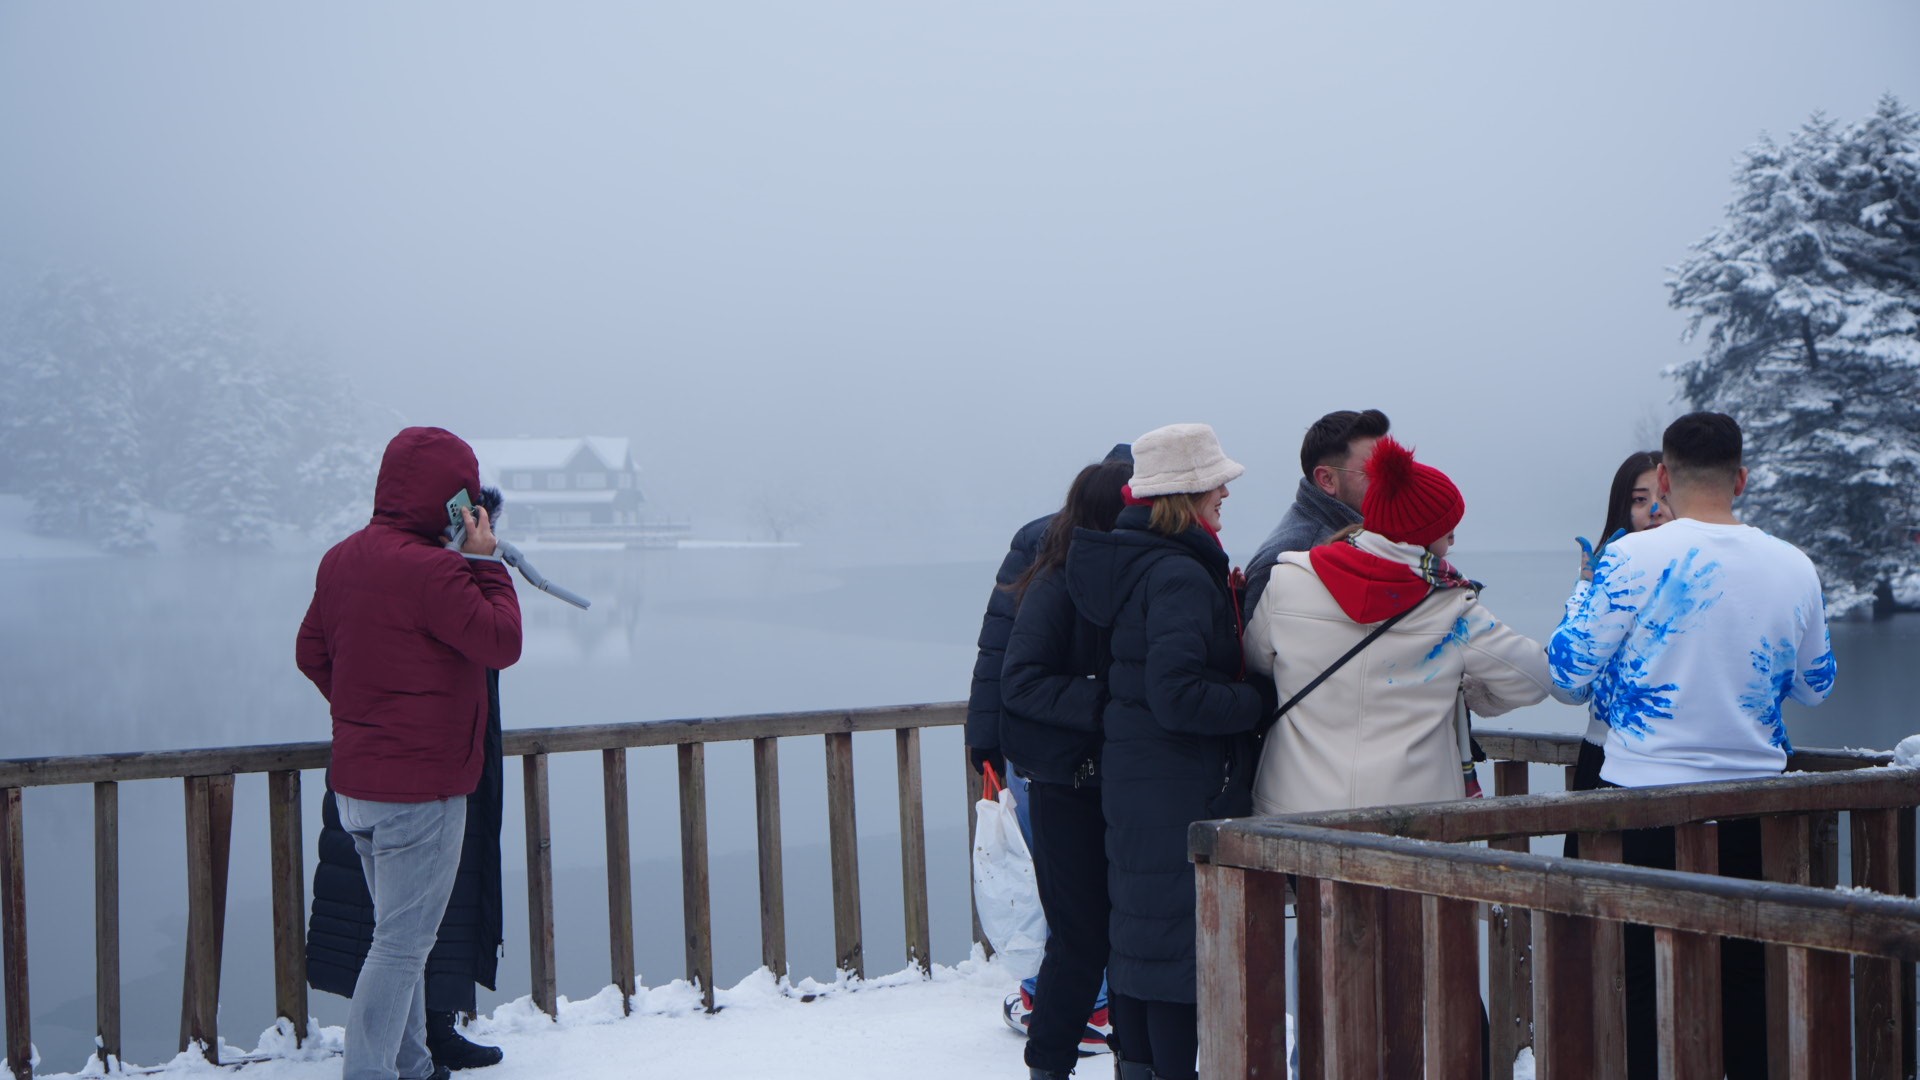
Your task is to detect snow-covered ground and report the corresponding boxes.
[44,957,1026,1079]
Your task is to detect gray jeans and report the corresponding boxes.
[337,794,467,1080]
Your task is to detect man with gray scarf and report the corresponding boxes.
[1242,409,1391,614]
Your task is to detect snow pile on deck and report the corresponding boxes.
[47,953,1025,1079]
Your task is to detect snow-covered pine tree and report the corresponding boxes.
[1668,96,1920,617]
[168,296,289,548]
[7,272,155,551]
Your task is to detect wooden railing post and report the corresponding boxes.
[1383,889,1425,1080]
[824,731,863,978]
[94,780,122,1064]
[1295,876,1324,1080]
[1575,829,1627,1080]
[179,774,232,1062]
[1195,863,1289,1079]
[266,770,307,1044]
[522,753,557,1018]
[1320,879,1384,1079]
[1898,806,1916,1080]
[894,729,931,977]
[677,743,714,1012]
[1761,814,1812,1080]
[1489,760,1533,1078]
[1533,910,1596,1079]
[1787,945,1852,1079]
[1852,807,1905,1080]
[0,788,29,1080]
[1656,822,1722,1078]
[752,737,787,980]
[1424,894,1482,1080]
[602,749,635,1012]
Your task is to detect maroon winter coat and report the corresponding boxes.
[296,427,522,803]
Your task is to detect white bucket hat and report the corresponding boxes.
[1127,423,1245,497]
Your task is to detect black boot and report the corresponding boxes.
[1030,1069,1073,1080]
[426,1010,504,1071]
[1114,1061,1155,1080]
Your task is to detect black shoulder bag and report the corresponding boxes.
[1253,593,1431,740]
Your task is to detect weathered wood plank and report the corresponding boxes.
[1534,911,1596,1080]
[522,753,557,1018]
[1655,823,1721,1080]
[894,729,931,976]
[1490,760,1533,1073]
[1295,876,1323,1080]
[825,732,863,978]
[1575,829,1627,1080]
[1853,807,1904,1080]
[752,737,787,980]
[602,749,635,1012]
[0,702,972,789]
[94,781,122,1064]
[1760,814,1812,1080]
[677,743,714,1012]
[1787,946,1852,1080]
[1320,880,1383,1080]
[1424,894,1482,1080]
[1899,806,1916,1080]
[0,788,29,1080]
[179,777,219,1061]
[1196,864,1289,1080]
[1201,823,1920,959]
[1190,767,1920,853]
[266,771,307,1045]
[1383,888,1425,1080]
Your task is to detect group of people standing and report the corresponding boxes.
[968,409,1836,1080]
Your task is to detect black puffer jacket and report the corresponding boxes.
[1001,566,1109,787]
[1065,506,1269,1004]
[965,514,1051,756]
[306,670,505,1013]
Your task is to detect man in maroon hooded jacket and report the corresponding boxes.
[297,427,522,1080]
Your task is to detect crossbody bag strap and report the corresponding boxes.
[1255,591,1431,739]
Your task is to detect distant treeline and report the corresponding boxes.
[1668,94,1920,617]
[0,271,382,551]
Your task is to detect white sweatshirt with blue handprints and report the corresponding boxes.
[1547,518,1836,786]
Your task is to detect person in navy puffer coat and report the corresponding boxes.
[1001,455,1133,1079]
[1065,423,1272,1080]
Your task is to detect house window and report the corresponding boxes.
[575,472,607,489]
[561,511,592,526]
[511,472,533,489]
[546,473,567,490]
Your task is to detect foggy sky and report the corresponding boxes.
[4,1,1917,560]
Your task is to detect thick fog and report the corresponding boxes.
[1,1,1914,557]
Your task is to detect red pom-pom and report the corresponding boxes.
[1364,435,1418,498]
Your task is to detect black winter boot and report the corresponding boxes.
[1113,1061,1155,1080]
[1030,1068,1073,1080]
[426,1010,504,1071]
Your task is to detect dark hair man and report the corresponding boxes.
[297,427,523,1080]
[1241,408,1391,613]
[1547,411,1835,1079]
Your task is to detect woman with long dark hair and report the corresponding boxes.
[1001,457,1133,1080]
[1565,450,1669,793]
[1064,423,1271,1080]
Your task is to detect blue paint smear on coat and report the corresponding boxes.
[1549,548,1723,740]
[1739,637,1798,751]
[1416,608,1490,683]
[1804,627,1836,698]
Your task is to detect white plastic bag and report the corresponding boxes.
[972,765,1048,979]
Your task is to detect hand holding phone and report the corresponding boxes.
[458,505,497,556]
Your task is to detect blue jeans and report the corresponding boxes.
[338,794,468,1080]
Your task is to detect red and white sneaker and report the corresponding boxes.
[1077,1003,1113,1056]
[1002,986,1034,1035]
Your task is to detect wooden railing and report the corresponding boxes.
[1192,732,1920,1080]
[0,702,977,1078]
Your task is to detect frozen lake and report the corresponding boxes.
[1,542,1914,1071]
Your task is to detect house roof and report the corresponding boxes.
[500,489,621,506]
[470,437,636,478]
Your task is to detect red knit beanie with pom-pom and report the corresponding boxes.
[1361,436,1464,547]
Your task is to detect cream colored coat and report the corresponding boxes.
[1247,546,1552,815]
